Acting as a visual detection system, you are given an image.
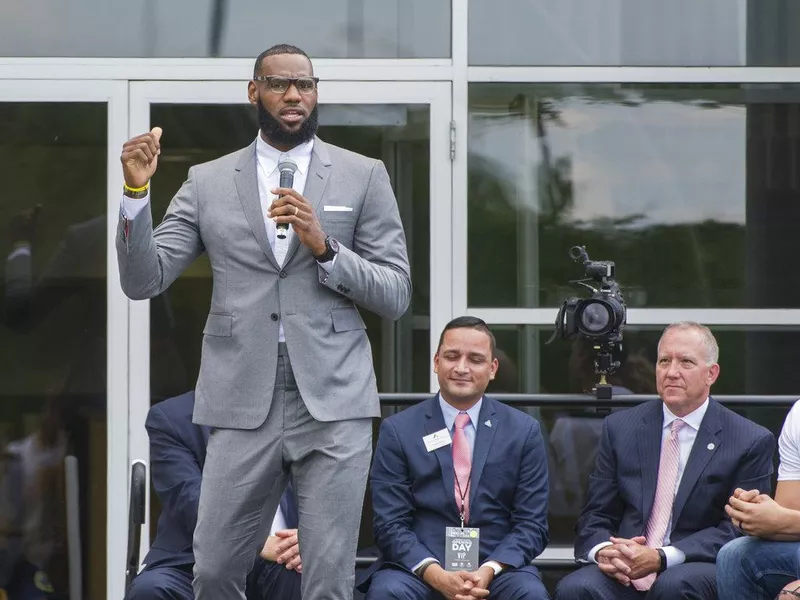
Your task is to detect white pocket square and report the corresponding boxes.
[323,205,353,212]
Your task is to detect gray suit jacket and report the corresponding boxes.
[117,137,411,429]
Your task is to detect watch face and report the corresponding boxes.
[329,238,339,253]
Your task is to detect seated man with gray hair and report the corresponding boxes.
[555,322,775,600]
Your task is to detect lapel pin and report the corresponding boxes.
[485,420,492,428]
[707,443,715,450]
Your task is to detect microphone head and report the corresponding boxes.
[278,157,298,175]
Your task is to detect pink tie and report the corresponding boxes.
[453,412,472,525]
[633,419,686,591]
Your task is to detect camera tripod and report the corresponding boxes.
[591,344,621,400]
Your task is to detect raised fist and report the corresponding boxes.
[120,127,162,189]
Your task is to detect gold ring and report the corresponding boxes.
[293,205,299,216]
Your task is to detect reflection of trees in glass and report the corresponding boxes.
[526,97,574,228]
[468,88,747,309]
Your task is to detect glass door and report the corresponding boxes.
[127,79,452,561]
[0,80,129,600]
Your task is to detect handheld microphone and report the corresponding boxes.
[276,158,298,240]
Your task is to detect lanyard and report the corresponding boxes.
[455,468,472,528]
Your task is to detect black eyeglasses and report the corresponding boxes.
[253,76,319,95]
[777,587,800,599]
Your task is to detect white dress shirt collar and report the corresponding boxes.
[662,397,709,431]
[255,134,313,178]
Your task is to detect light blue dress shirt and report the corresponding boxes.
[438,394,483,456]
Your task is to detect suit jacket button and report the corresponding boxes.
[270,313,279,321]
[279,270,287,279]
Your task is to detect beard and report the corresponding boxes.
[257,102,319,148]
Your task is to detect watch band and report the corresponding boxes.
[314,236,339,263]
[482,560,504,576]
[656,548,667,573]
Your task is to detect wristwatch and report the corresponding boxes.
[314,236,339,263]
[483,561,504,576]
[656,548,667,573]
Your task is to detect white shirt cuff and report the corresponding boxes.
[121,193,150,220]
[661,545,685,568]
[588,541,613,563]
[411,557,438,577]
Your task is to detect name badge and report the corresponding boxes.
[423,428,452,452]
[445,527,480,571]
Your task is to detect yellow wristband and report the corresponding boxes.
[123,182,150,193]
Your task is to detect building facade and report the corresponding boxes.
[2,0,800,597]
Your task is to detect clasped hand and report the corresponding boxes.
[426,564,494,600]
[596,536,660,586]
[260,528,302,573]
[725,487,788,538]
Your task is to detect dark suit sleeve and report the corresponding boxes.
[574,419,626,559]
[487,420,549,568]
[145,403,203,541]
[370,418,437,571]
[671,429,775,562]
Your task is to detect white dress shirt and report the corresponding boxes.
[254,135,313,341]
[121,133,334,342]
[254,134,313,269]
[588,398,710,569]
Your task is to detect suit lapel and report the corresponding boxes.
[285,137,331,265]
[425,397,457,522]
[671,400,722,525]
[234,142,278,269]
[639,402,664,524]
[469,398,498,510]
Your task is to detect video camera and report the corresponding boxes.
[547,245,627,399]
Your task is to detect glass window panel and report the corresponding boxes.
[0,103,107,598]
[469,0,800,66]
[1,0,449,58]
[468,83,800,309]
[490,325,800,396]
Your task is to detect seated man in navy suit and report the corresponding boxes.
[359,316,550,599]
[124,391,301,600]
[554,321,775,600]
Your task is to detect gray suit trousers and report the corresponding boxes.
[193,344,372,600]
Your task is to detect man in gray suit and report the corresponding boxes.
[116,43,411,600]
